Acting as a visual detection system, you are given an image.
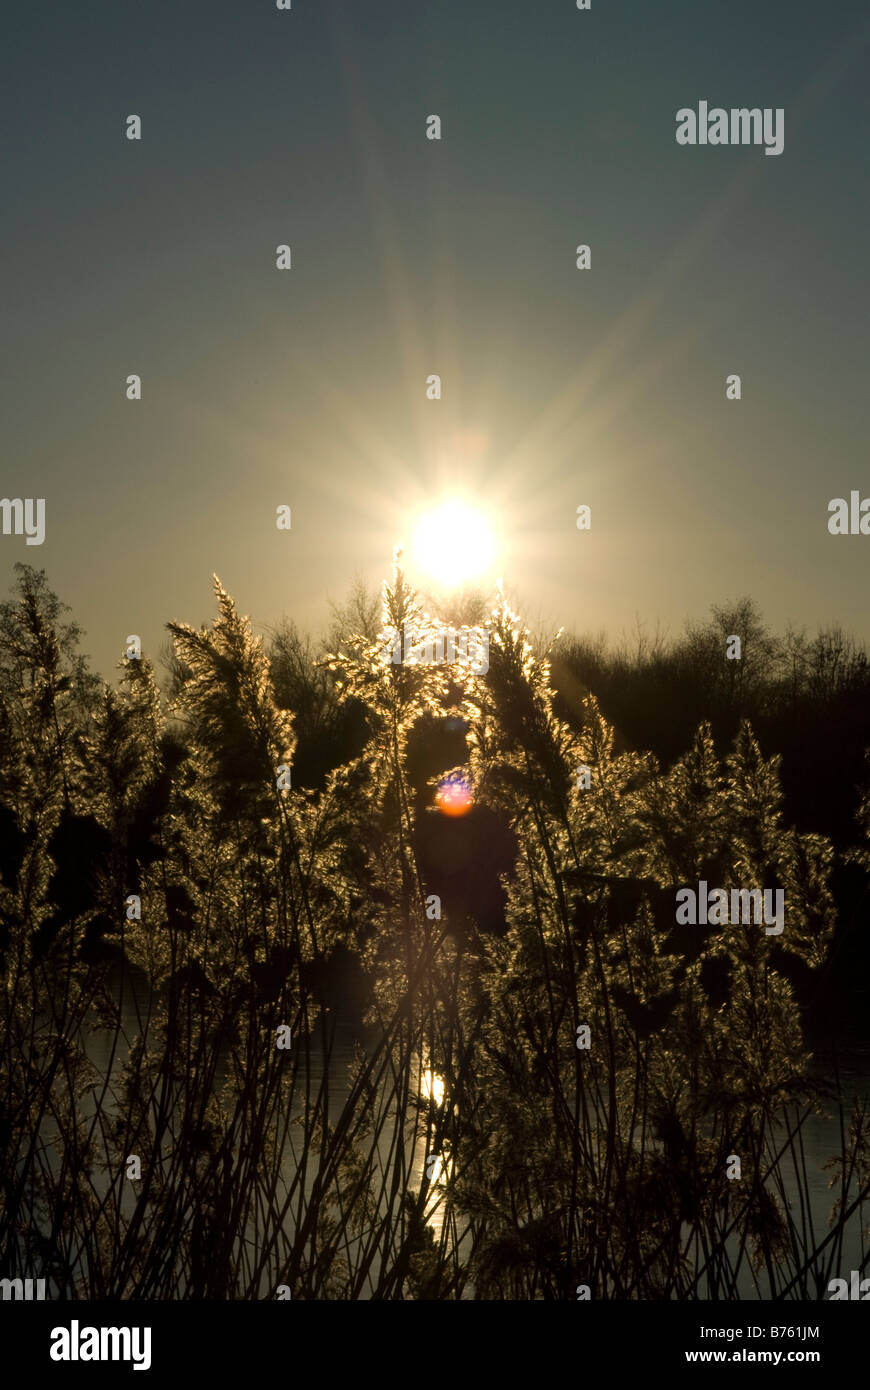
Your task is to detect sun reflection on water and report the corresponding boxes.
[413,1063,453,1237]
[421,1068,445,1106]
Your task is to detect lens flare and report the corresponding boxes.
[435,772,473,817]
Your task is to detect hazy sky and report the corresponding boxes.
[4,0,870,679]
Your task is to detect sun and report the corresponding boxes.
[412,500,495,589]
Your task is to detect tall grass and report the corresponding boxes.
[0,562,867,1298]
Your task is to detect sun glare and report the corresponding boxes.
[412,500,494,589]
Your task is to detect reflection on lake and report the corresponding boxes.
[76,977,870,1300]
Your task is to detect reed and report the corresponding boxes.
[0,562,866,1299]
